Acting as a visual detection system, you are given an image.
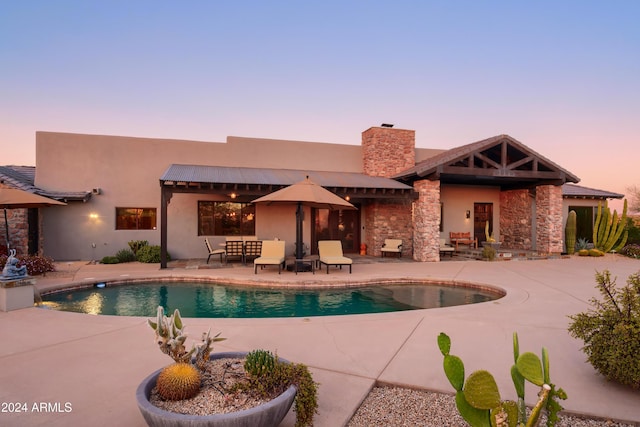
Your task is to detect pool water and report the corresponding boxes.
[40,282,501,318]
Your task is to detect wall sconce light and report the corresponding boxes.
[89,213,99,219]
[465,210,471,219]
[345,195,350,201]
[230,193,237,199]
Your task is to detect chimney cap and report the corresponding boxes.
[380,123,394,128]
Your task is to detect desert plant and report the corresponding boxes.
[485,220,496,243]
[156,362,202,401]
[136,245,168,263]
[588,248,605,257]
[568,270,640,389]
[148,306,225,365]
[565,210,577,255]
[593,200,628,253]
[128,240,148,256]
[240,349,318,427]
[437,332,567,427]
[482,245,496,261]
[619,244,640,259]
[578,249,589,257]
[100,256,120,264]
[576,237,590,251]
[245,349,276,379]
[115,248,136,263]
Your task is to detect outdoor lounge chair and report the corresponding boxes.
[318,240,352,274]
[205,238,225,264]
[380,239,403,258]
[254,240,286,274]
[439,238,455,257]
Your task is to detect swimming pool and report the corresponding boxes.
[40,280,503,318]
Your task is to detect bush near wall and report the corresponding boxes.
[136,245,169,263]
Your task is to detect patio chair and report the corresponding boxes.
[244,240,263,264]
[380,239,403,258]
[318,240,352,274]
[205,238,225,264]
[439,238,455,258]
[225,240,245,265]
[254,240,286,274]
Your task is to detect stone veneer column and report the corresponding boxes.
[0,183,30,255]
[535,185,563,253]
[500,189,532,250]
[361,126,416,256]
[413,179,440,262]
[362,127,415,177]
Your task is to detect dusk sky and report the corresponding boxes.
[2,1,638,210]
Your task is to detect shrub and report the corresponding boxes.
[136,245,168,263]
[568,270,640,389]
[619,244,640,259]
[115,248,136,263]
[128,240,148,256]
[0,254,56,276]
[100,256,120,264]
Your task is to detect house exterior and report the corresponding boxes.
[1,125,623,263]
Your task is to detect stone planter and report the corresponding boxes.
[136,351,296,427]
[481,241,502,250]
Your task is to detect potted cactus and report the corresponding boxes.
[481,221,502,250]
[136,306,317,427]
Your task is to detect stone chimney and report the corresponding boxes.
[362,125,415,177]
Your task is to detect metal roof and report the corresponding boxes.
[160,164,413,190]
[562,183,624,199]
[0,165,91,202]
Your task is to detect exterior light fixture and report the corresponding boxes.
[89,213,99,219]
[345,195,350,201]
[230,193,237,199]
[466,210,471,219]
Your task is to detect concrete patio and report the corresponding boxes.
[0,255,639,426]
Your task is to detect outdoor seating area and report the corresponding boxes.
[449,231,478,250]
[439,238,455,257]
[318,240,353,274]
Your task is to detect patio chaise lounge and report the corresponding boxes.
[254,240,286,274]
[318,240,352,274]
[380,239,403,257]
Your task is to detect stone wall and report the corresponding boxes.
[362,127,415,177]
[535,185,564,253]
[412,180,441,262]
[363,200,413,257]
[500,189,532,250]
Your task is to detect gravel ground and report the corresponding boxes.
[348,386,636,427]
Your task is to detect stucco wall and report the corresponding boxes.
[35,132,363,260]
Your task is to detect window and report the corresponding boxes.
[198,201,255,236]
[116,208,157,230]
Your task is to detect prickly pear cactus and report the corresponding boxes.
[437,332,567,427]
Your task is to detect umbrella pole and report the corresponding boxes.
[3,208,9,252]
[296,202,304,259]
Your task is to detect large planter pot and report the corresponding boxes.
[481,241,502,250]
[136,351,297,427]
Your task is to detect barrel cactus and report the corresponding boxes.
[565,210,577,254]
[156,362,202,401]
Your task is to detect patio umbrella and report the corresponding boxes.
[0,188,66,251]
[252,176,356,260]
